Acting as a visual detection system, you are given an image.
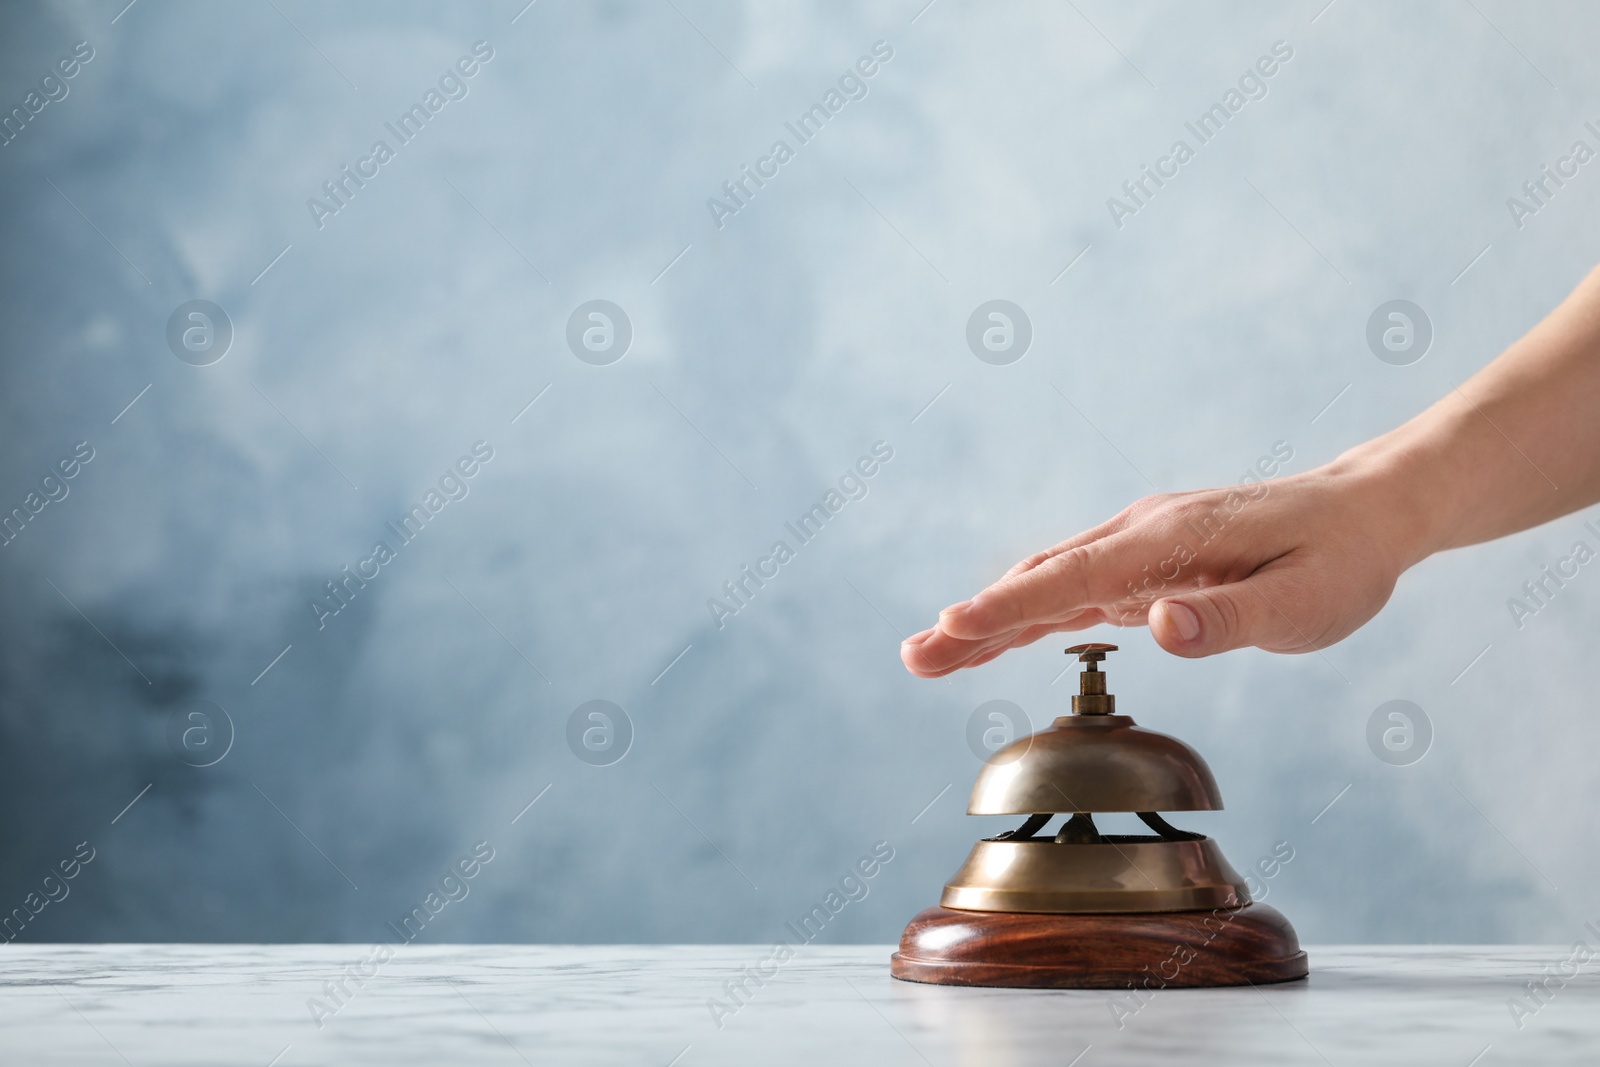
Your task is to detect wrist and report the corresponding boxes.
[1324,415,1467,571]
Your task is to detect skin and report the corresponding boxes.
[902,264,1600,677]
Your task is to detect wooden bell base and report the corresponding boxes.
[890,903,1308,989]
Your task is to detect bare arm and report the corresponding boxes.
[902,265,1600,676]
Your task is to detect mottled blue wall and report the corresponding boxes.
[2,0,1597,945]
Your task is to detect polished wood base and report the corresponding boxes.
[890,903,1308,988]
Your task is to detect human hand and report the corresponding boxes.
[900,459,1430,676]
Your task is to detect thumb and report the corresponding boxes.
[1150,570,1311,658]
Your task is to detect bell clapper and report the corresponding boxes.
[1054,812,1103,844]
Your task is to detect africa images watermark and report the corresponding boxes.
[306,840,496,1029]
[1506,919,1600,1031]
[1107,840,1295,1029]
[1107,39,1294,229]
[1504,516,1600,630]
[706,40,895,230]
[306,41,496,230]
[705,440,894,629]
[1,39,94,149]
[1,440,95,549]
[1116,441,1295,621]
[1505,120,1600,230]
[0,841,97,943]
[705,840,895,1030]
[310,441,496,630]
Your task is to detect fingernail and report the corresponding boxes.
[938,600,972,619]
[1164,600,1201,642]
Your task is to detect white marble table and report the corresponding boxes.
[0,945,1593,1065]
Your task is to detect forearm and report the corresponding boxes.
[1344,264,1600,566]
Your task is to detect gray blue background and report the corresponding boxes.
[1,0,1597,945]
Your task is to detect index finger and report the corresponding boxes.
[937,526,1160,641]
[992,510,1134,583]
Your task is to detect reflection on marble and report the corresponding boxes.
[0,945,1596,1065]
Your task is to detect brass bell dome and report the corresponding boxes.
[968,644,1221,815]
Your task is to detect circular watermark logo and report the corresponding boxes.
[1365,299,1431,366]
[966,300,1032,366]
[166,300,233,367]
[166,700,235,767]
[966,699,1033,763]
[566,300,632,366]
[566,699,633,767]
[1366,699,1432,767]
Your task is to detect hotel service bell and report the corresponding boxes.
[891,643,1308,988]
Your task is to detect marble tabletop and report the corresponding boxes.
[0,944,1593,1065]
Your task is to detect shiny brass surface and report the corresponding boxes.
[970,643,1221,813]
[940,837,1249,914]
[969,714,1223,814]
